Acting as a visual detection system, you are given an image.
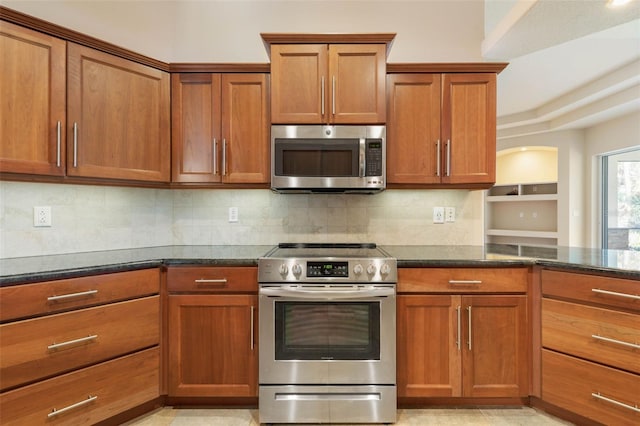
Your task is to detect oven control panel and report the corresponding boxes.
[307,261,349,277]
[258,258,397,283]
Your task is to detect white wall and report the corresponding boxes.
[496,147,557,184]
[3,0,485,62]
[0,182,484,258]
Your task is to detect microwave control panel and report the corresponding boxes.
[365,139,383,176]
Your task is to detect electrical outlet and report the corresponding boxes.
[433,207,445,224]
[33,206,52,227]
[228,207,238,223]
[445,207,455,222]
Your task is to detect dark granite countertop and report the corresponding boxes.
[386,244,640,280]
[1,244,638,286]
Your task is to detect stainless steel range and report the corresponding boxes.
[258,243,397,424]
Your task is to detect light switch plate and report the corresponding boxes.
[228,207,238,223]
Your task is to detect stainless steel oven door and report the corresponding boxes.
[258,284,396,385]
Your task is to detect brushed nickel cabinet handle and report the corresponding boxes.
[73,122,78,167]
[321,76,325,116]
[591,392,640,413]
[592,334,640,350]
[446,139,451,177]
[213,138,218,175]
[194,278,228,284]
[56,121,61,167]
[47,289,98,302]
[332,75,336,115]
[436,139,441,177]
[449,280,482,285]
[467,306,472,351]
[592,288,640,300]
[250,305,255,350]
[222,139,227,176]
[48,334,97,351]
[456,305,461,351]
[48,395,97,418]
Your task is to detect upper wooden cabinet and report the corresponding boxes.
[67,43,170,182]
[270,44,386,124]
[171,73,269,184]
[387,70,501,188]
[0,21,66,176]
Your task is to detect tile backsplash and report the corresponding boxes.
[0,181,484,258]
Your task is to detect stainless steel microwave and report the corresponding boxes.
[271,125,386,193]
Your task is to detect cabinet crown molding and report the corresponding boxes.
[261,33,397,57]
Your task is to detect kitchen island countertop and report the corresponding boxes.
[1,244,638,286]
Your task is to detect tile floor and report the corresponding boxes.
[125,407,573,425]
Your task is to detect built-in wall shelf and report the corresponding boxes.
[485,182,558,246]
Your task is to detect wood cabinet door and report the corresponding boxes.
[397,295,461,397]
[221,74,270,183]
[329,44,386,124]
[387,74,441,184]
[167,294,258,397]
[462,295,528,397]
[67,43,170,182]
[171,73,222,183]
[270,44,326,124]
[0,21,66,176]
[441,73,496,185]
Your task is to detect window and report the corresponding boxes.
[602,148,640,250]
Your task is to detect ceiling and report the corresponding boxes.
[484,0,640,140]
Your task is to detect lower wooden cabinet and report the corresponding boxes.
[398,294,528,398]
[542,349,639,426]
[0,347,159,425]
[397,267,529,400]
[540,268,639,425]
[166,267,258,397]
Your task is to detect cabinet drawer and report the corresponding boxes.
[542,269,639,312]
[0,347,159,426]
[167,266,257,293]
[398,267,528,293]
[542,298,639,374]
[542,349,639,426]
[0,296,159,391]
[0,268,159,322]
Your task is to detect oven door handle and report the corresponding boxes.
[259,286,395,300]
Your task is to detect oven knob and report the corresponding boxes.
[353,264,364,275]
[291,263,302,276]
[380,263,391,276]
[367,264,377,275]
[279,264,289,276]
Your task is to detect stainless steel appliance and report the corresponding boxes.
[258,243,397,424]
[271,125,386,193]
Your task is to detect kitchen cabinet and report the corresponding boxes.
[167,267,258,397]
[67,43,170,182]
[0,21,66,176]
[540,269,639,425]
[397,268,529,399]
[387,71,499,188]
[0,269,161,425]
[270,43,386,124]
[171,73,269,185]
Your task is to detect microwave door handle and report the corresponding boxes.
[359,138,366,177]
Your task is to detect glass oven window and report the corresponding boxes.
[274,301,380,360]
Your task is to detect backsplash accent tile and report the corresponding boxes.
[0,181,484,258]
